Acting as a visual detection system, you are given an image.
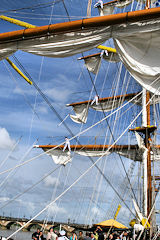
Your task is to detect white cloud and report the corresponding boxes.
[44,176,60,187]
[0,197,10,202]
[37,105,48,114]
[91,206,101,216]
[27,201,35,212]
[49,203,66,214]
[45,87,72,103]
[0,128,15,149]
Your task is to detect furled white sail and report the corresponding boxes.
[90,99,122,112]
[75,150,110,157]
[1,26,112,58]
[42,148,71,165]
[82,51,120,74]
[114,29,160,95]
[76,147,141,161]
[115,148,143,161]
[98,0,132,16]
[70,104,89,124]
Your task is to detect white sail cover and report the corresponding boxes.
[83,51,120,74]
[70,104,89,124]
[98,0,132,16]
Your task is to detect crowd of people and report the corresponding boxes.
[32,226,148,240]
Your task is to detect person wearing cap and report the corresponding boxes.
[47,227,57,240]
[58,231,69,240]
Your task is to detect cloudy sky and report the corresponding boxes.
[0,0,160,229]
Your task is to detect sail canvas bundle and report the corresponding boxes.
[35,145,72,165]
[79,51,120,74]
[69,104,89,124]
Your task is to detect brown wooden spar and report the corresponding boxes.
[66,92,140,107]
[0,8,160,43]
[36,144,139,151]
[78,51,117,60]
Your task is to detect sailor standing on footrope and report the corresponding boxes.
[63,137,71,152]
[91,95,99,106]
[94,0,103,9]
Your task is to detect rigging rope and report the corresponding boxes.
[0,92,142,177]
[0,165,61,210]
[86,58,139,206]
[0,0,63,14]
[7,103,148,239]
[0,137,21,170]
[87,0,92,17]
[0,140,37,192]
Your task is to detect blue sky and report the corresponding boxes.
[0,0,159,229]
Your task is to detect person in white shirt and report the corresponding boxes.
[58,231,69,240]
[47,227,57,240]
[91,95,99,106]
[94,0,103,9]
[63,137,71,152]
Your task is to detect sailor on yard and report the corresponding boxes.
[94,0,103,9]
[63,137,71,152]
[91,95,99,106]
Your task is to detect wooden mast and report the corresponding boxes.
[146,91,152,219]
